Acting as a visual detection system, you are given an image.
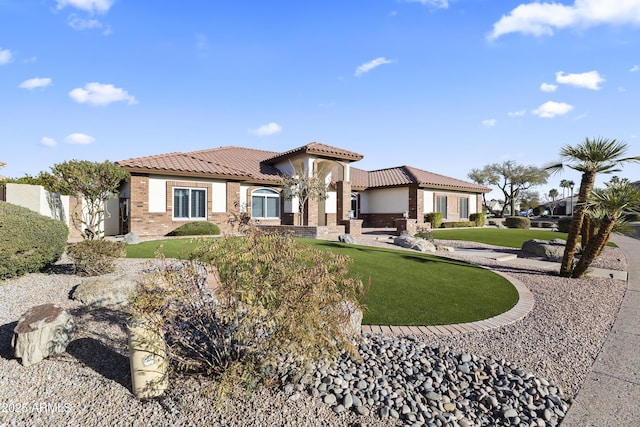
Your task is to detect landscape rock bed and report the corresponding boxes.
[0,240,628,426]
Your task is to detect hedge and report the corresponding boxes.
[469,212,485,227]
[557,217,573,233]
[0,201,68,280]
[504,216,531,229]
[425,212,443,229]
[441,221,476,228]
[167,221,221,236]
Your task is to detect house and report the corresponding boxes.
[115,142,489,238]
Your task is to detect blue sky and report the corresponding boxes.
[2,0,640,200]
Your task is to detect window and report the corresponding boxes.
[251,188,280,218]
[459,197,469,219]
[435,195,447,218]
[173,188,206,219]
[350,193,358,218]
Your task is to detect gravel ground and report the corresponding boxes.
[0,237,628,427]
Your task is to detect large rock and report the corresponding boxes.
[338,300,363,338]
[71,274,139,307]
[338,234,357,244]
[12,304,75,367]
[521,239,580,262]
[123,232,141,245]
[393,233,436,252]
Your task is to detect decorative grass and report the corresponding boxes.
[126,236,520,326]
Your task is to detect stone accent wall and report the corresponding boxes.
[340,219,363,237]
[408,185,425,224]
[336,181,351,222]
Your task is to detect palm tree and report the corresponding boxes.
[559,179,571,199]
[548,137,640,277]
[572,178,640,277]
[548,188,559,214]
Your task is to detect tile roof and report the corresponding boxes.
[264,142,364,163]
[116,144,488,192]
[352,165,490,193]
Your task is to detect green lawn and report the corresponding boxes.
[431,228,569,248]
[126,236,519,326]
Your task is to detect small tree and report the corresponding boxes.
[45,160,129,240]
[546,188,559,214]
[469,161,548,217]
[279,163,330,226]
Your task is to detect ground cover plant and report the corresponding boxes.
[127,237,519,326]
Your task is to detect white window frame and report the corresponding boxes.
[173,187,207,220]
[251,188,280,219]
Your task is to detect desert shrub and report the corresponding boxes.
[415,227,434,241]
[130,229,366,399]
[557,217,573,233]
[504,216,530,229]
[469,212,485,227]
[0,201,68,280]
[167,221,221,237]
[425,212,443,229]
[67,239,126,276]
[441,221,476,228]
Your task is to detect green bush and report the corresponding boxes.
[504,216,531,229]
[67,240,126,276]
[167,221,221,236]
[415,227,434,241]
[469,212,485,227]
[441,221,476,228]
[425,212,443,229]
[557,217,573,233]
[130,229,366,399]
[0,201,68,280]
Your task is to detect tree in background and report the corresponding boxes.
[546,188,559,214]
[279,163,330,226]
[548,137,640,277]
[572,177,640,277]
[467,168,493,212]
[517,189,540,212]
[468,161,548,217]
[559,179,571,199]
[45,160,129,240]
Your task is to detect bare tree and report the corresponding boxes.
[279,163,330,226]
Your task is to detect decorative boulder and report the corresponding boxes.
[338,301,362,338]
[12,303,75,367]
[123,232,141,245]
[393,232,436,252]
[72,274,139,307]
[436,245,455,252]
[338,234,357,244]
[521,239,580,262]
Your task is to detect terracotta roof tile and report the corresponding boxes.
[265,142,364,163]
[350,166,489,193]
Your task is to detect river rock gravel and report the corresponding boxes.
[0,238,628,427]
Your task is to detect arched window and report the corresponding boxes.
[251,188,280,219]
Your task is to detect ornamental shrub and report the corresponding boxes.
[470,212,485,227]
[504,216,531,229]
[0,201,68,280]
[557,217,573,233]
[130,229,367,399]
[67,239,126,276]
[425,212,443,229]
[167,221,221,237]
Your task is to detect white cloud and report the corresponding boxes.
[532,101,574,118]
[41,137,57,147]
[64,133,95,145]
[250,122,282,136]
[0,48,12,65]
[631,65,640,72]
[67,14,110,33]
[508,109,527,117]
[556,70,605,90]
[482,119,497,127]
[69,82,137,106]
[19,77,52,90]
[403,0,449,8]
[489,0,640,40]
[56,0,114,14]
[540,82,557,92]
[354,57,394,77]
